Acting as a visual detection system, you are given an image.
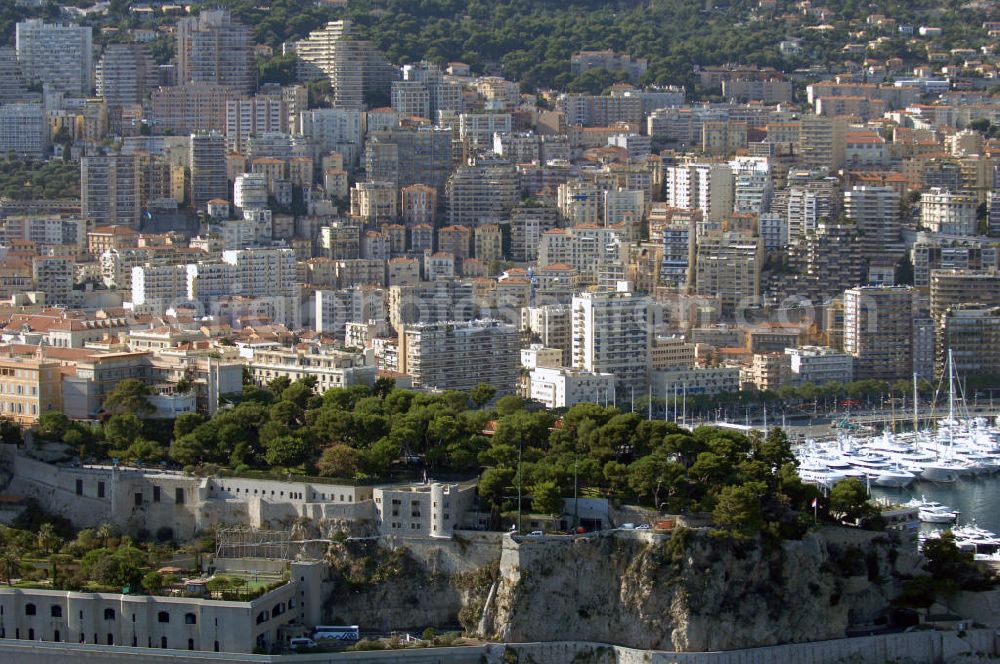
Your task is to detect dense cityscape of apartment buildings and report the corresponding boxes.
[3,3,1000,657]
[1,10,1000,415]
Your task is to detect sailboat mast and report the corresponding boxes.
[913,372,919,440]
[948,349,955,447]
[682,383,686,427]
[948,349,955,421]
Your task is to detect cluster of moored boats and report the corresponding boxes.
[921,522,1000,560]
[796,354,1000,490]
[795,416,1000,490]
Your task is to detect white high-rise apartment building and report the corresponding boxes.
[16,19,92,96]
[391,81,431,119]
[557,181,602,226]
[233,173,269,211]
[529,366,616,409]
[399,320,520,393]
[81,154,142,228]
[665,162,734,222]
[731,157,772,214]
[694,230,762,315]
[843,286,914,380]
[604,188,645,229]
[843,186,901,254]
[538,225,626,283]
[176,10,255,94]
[571,288,651,392]
[95,44,153,107]
[190,131,228,211]
[459,112,512,150]
[299,108,364,166]
[0,103,47,157]
[295,20,396,110]
[920,188,978,236]
[226,95,288,153]
[131,264,190,309]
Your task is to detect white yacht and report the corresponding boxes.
[904,497,959,524]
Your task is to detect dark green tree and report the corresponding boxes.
[103,379,155,417]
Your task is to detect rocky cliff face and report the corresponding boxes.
[316,527,918,652]
[320,533,502,633]
[483,527,920,651]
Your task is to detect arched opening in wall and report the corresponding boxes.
[24,604,35,616]
[27,628,34,640]
[132,636,137,647]
[188,638,194,650]
[161,636,167,649]
[184,613,196,624]
[214,641,219,652]
[50,605,62,618]
[158,611,170,623]
[107,633,113,645]
[104,608,116,621]
[53,630,60,642]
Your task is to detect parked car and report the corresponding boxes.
[289,638,317,650]
[527,530,544,537]
[620,523,635,529]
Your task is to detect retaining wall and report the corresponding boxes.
[0,629,994,664]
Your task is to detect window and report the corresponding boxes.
[75,479,83,496]
[97,482,105,499]
[49,606,61,618]
[153,486,160,502]
[104,608,115,621]
[157,611,169,623]
[25,604,35,616]
[134,493,143,506]
[184,613,196,625]
[175,488,184,504]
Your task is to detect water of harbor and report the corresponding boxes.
[871,475,1000,534]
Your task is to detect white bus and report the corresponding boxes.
[313,625,360,642]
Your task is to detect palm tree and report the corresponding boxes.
[96,523,114,548]
[37,523,61,555]
[1,547,21,585]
